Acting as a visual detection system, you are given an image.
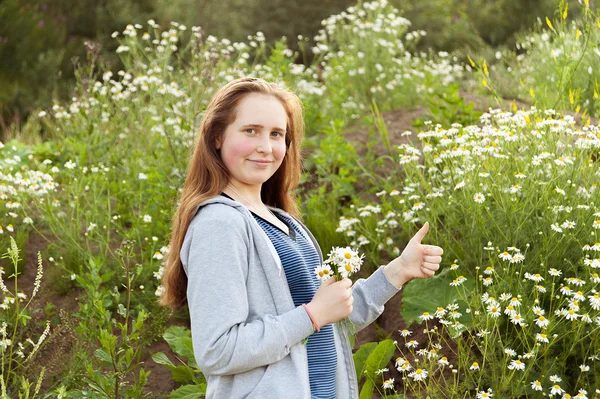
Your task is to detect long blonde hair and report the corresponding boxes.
[160,77,305,312]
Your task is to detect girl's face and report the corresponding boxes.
[216,93,288,191]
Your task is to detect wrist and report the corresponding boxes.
[383,261,409,289]
[305,302,326,328]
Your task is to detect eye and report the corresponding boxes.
[271,131,283,137]
[245,128,256,134]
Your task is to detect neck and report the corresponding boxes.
[225,182,264,209]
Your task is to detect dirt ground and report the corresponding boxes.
[8,91,534,397]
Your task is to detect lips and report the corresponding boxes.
[248,160,272,165]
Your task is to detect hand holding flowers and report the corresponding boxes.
[305,247,364,330]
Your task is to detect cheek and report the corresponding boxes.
[273,142,287,161]
[221,140,255,165]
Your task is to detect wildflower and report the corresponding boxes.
[510,313,526,326]
[64,160,76,169]
[323,246,365,279]
[438,357,449,366]
[32,252,43,298]
[536,333,549,343]
[551,223,563,233]
[536,315,550,328]
[499,251,512,261]
[550,385,565,396]
[549,268,562,277]
[550,375,562,383]
[153,251,164,260]
[375,368,389,375]
[419,312,434,321]
[504,348,516,357]
[473,193,486,203]
[565,309,578,321]
[525,273,544,282]
[531,380,543,391]
[580,364,590,372]
[510,253,525,263]
[588,294,600,310]
[562,220,576,229]
[408,368,428,382]
[482,277,493,286]
[470,362,480,370]
[499,293,512,301]
[509,297,521,307]
[6,225,13,233]
[399,329,412,337]
[504,305,517,317]
[483,266,494,275]
[311,263,333,280]
[477,389,494,398]
[454,181,466,190]
[450,276,467,286]
[155,285,165,296]
[450,263,459,270]
[143,214,152,223]
[138,173,148,180]
[487,304,501,317]
[434,307,447,318]
[508,359,525,370]
[382,378,394,389]
[406,340,419,349]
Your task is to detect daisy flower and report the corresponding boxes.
[473,193,486,203]
[382,378,394,389]
[408,368,428,381]
[508,359,525,370]
[530,380,543,391]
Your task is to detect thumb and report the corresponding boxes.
[412,221,429,243]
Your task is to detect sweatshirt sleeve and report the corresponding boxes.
[347,265,403,333]
[182,216,314,376]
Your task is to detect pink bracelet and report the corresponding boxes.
[301,304,320,333]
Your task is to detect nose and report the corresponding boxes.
[256,134,272,154]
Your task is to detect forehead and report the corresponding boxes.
[232,93,288,128]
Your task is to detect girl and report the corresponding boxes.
[161,77,443,398]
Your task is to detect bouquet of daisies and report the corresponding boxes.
[314,246,365,282]
[314,246,365,339]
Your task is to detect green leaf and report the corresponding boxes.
[400,268,474,326]
[94,349,112,364]
[358,339,396,399]
[168,384,206,399]
[151,352,174,367]
[163,326,198,369]
[152,351,197,382]
[353,342,377,382]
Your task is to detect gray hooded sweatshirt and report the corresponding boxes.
[180,195,403,398]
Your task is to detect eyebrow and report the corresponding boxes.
[241,124,286,134]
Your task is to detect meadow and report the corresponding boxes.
[1,0,600,397]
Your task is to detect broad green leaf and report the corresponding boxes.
[400,267,474,326]
[152,352,175,367]
[168,384,206,399]
[359,339,396,399]
[94,349,112,364]
[353,341,377,382]
[152,352,197,382]
[164,326,198,369]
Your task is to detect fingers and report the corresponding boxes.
[420,266,436,277]
[423,255,442,264]
[339,278,353,288]
[424,245,444,256]
[422,262,440,271]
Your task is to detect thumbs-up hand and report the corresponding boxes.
[383,222,444,289]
